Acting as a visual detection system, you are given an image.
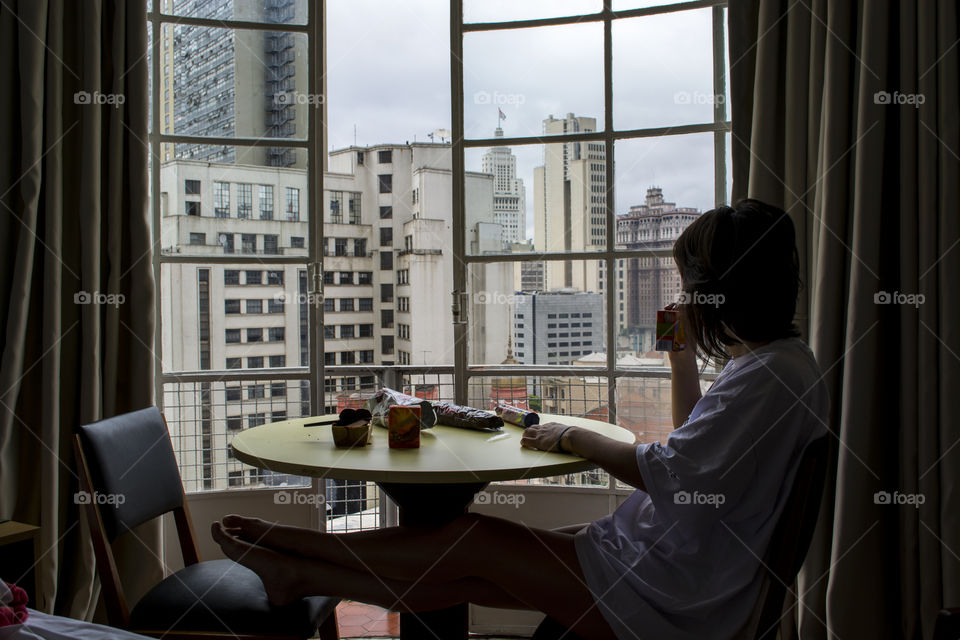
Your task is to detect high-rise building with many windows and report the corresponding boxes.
[533,113,606,293]
[481,127,526,247]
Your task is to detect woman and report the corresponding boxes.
[211,199,829,640]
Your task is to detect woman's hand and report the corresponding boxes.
[520,422,575,453]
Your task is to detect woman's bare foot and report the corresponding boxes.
[222,514,274,543]
[211,521,305,607]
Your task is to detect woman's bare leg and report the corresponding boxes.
[213,516,616,639]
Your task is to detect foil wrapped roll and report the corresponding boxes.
[434,401,503,431]
[366,387,437,429]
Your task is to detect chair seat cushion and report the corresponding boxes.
[130,559,338,638]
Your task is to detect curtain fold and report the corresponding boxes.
[0,0,159,621]
[729,1,960,638]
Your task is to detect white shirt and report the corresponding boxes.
[575,337,829,640]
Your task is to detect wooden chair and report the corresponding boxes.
[74,406,339,640]
[532,436,830,640]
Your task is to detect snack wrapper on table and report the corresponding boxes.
[655,308,686,351]
[495,402,540,428]
[388,405,421,449]
[434,401,503,431]
[367,387,437,429]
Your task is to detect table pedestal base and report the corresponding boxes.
[377,481,488,640]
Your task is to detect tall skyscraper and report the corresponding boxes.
[610,187,701,353]
[481,127,526,247]
[160,0,308,167]
[533,113,606,293]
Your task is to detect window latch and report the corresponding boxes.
[451,290,468,325]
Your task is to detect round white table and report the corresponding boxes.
[231,412,635,640]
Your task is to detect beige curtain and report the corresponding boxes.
[0,0,160,621]
[729,0,960,638]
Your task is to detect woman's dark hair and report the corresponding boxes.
[672,198,801,365]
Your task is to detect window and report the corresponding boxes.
[397,269,409,284]
[227,417,242,431]
[189,232,205,245]
[241,234,257,254]
[340,352,355,365]
[359,350,374,363]
[271,382,286,397]
[380,205,392,219]
[185,201,201,216]
[248,384,265,399]
[378,150,392,163]
[335,238,347,256]
[381,309,393,328]
[248,413,266,428]
[224,270,240,285]
[245,270,262,285]
[359,323,373,337]
[267,298,284,313]
[358,271,372,285]
[381,335,394,354]
[218,233,234,253]
[348,192,361,224]
[224,299,241,314]
[247,328,263,342]
[237,184,252,218]
[354,238,367,257]
[291,236,305,249]
[324,298,335,312]
[285,187,300,221]
[247,357,264,368]
[263,234,279,255]
[378,174,392,193]
[380,227,393,246]
[328,191,343,223]
[398,296,409,312]
[339,271,353,285]
[272,411,287,422]
[184,179,200,195]
[214,182,229,217]
[226,357,242,369]
[380,283,393,303]
[340,325,355,339]
[267,270,284,286]
[226,387,242,403]
[269,327,285,341]
[323,271,335,285]
[380,251,393,270]
[358,298,373,311]
[356,150,365,165]
[324,352,336,366]
[269,355,286,368]
[340,298,354,312]
[259,185,274,219]
[246,299,263,314]
[225,329,241,343]
[324,325,335,339]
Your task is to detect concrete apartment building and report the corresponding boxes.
[533,113,607,294]
[160,143,512,490]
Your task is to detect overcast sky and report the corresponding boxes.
[325,1,730,239]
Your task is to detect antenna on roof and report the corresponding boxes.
[353,124,357,146]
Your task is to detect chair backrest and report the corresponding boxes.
[74,406,201,627]
[754,435,830,640]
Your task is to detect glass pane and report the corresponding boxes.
[465,0,600,23]
[465,140,608,257]
[160,262,310,373]
[612,0,695,11]
[468,260,606,366]
[463,22,604,139]
[163,378,311,493]
[168,26,309,145]
[159,145,308,258]
[161,0,308,26]
[613,8,716,130]
[470,375,610,487]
